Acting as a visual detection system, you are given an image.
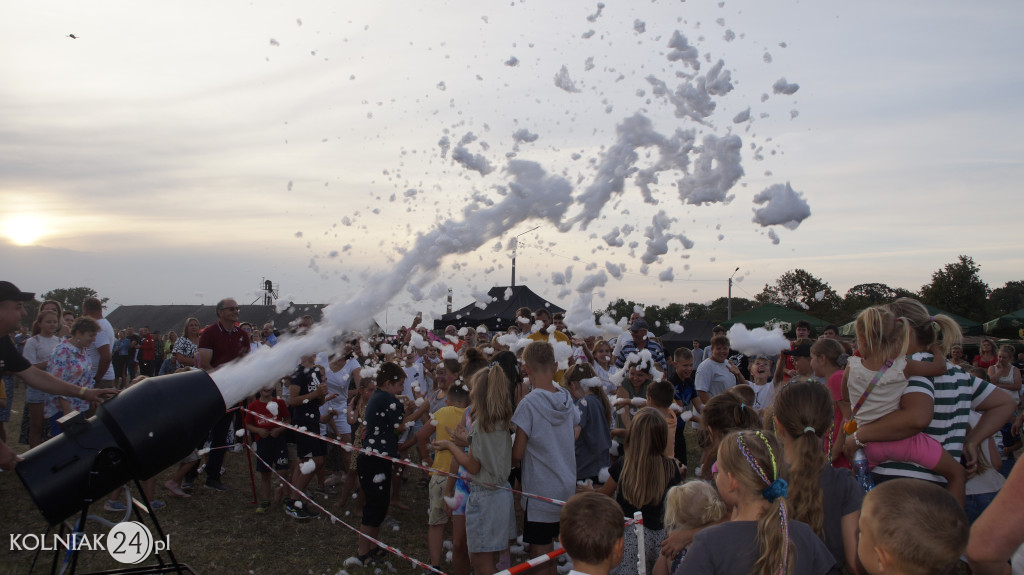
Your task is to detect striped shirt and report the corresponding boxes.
[873,352,995,483]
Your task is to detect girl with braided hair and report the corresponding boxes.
[677,430,839,575]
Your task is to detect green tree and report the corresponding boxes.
[756,269,843,323]
[707,296,755,323]
[594,298,645,324]
[681,302,711,320]
[39,287,108,317]
[988,281,1024,318]
[841,283,916,322]
[919,255,990,322]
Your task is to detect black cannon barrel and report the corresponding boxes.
[16,370,226,525]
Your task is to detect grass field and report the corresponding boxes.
[0,379,706,575]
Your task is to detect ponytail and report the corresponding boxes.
[720,431,793,575]
[886,298,963,357]
[772,382,833,537]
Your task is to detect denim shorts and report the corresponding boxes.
[25,385,46,403]
[465,483,515,553]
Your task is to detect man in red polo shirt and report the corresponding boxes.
[190,297,250,491]
[138,326,156,377]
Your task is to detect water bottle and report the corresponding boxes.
[852,449,874,492]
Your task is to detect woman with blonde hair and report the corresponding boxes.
[973,338,998,370]
[171,317,201,370]
[987,344,1021,395]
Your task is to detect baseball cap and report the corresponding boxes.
[783,342,812,357]
[629,319,649,332]
[0,281,34,302]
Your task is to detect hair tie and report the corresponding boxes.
[740,403,746,411]
[929,315,935,322]
[836,353,849,369]
[762,478,788,502]
[803,426,815,435]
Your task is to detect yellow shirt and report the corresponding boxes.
[528,329,571,381]
[431,405,467,475]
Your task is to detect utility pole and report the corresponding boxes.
[728,267,740,320]
[510,226,540,287]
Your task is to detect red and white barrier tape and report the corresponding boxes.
[244,441,446,575]
[494,515,641,575]
[241,407,568,506]
[494,548,566,575]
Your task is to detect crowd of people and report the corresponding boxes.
[3,282,1024,574]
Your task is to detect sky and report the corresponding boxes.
[2,0,1022,332]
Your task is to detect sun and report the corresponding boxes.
[2,213,48,246]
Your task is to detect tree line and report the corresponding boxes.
[597,255,1024,328]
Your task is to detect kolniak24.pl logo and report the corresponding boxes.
[10,521,170,564]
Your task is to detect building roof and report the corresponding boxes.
[433,285,565,332]
[105,304,330,335]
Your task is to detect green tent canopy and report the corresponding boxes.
[720,303,829,337]
[982,309,1024,339]
[838,304,983,337]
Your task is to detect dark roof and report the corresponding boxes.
[105,304,330,335]
[433,285,565,332]
[657,320,717,356]
[720,303,828,336]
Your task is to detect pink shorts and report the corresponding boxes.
[864,432,943,470]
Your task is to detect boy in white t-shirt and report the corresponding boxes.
[747,355,775,411]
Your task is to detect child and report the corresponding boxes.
[964,411,1006,524]
[747,355,774,411]
[646,380,681,462]
[404,371,469,572]
[353,362,411,566]
[613,360,654,439]
[512,341,580,575]
[589,408,681,575]
[437,365,516,575]
[653,481,725,575]
[336,377,375,512]
[244,384,290,513]
[666,348,696,463]
[781,339,817,384]
[809,338,851,469]
[680,430,839,574]
[843,306,965,504]
[773,381,863,573]
[697,389,762,481]
[563,362,612,483]
[560,492,625,575]
[285,354,328,519]
[858,478,969,575]
[588,339,620,396]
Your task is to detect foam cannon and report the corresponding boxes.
[16,370,228,525]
